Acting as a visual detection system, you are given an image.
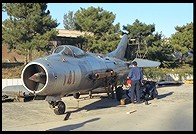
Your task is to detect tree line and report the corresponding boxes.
[2,3,193,68]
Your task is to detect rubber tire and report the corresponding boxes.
[116,86,123,101]
[54,101,66,115]
[73,92,80,99]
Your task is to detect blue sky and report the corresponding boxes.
[2,3,193,38]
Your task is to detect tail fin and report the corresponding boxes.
[107,34,128,60]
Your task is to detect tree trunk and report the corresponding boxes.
[24,54,28,65]
[28,49,32,62]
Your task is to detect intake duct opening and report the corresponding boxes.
[22,64,47,93]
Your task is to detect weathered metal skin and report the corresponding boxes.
[20,34,162,115]
[21,35,130,100]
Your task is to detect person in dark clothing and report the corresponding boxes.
[127,61,143,104]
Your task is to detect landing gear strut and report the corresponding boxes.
[116,86,123,101]
[49,101,66,115]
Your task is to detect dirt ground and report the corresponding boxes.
[2,83,193,131]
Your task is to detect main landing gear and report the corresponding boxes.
[73,92,80,99]
[115,86,123,101]
[48,100,66,115]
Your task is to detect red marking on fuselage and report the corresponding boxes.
[63,74,66,86]
[65,70,76,85]
[72,71,75,84]
[67,71,72,85]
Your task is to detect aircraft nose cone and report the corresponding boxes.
[29,72,46,83]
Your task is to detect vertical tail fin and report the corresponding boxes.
[107,34,128,60]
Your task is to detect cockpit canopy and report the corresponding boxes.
[52,45,86,57]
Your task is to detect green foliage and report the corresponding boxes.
[75,6,116,37]
[122,19,193,68]
[73,6,122,53]
[123,19,174,64]
[81,30,121,54]
[143,65,193,81]
[94,33,121,53]
[123,19,155,38]
[147,40,176,68]
[63,10,76,30]
[2,3,59,62]
[169,22,193,64]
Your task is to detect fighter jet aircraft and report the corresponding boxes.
[21,34,160,115]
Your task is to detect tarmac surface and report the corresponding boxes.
[2,83,193,131]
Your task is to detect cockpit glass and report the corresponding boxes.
[53,46,64,53]
[53,45,86,57]
[70,46,85,56]
[62,46,73,56]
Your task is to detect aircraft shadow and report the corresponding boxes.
[47,117,100,131]
[67,94,120,114]
[157,91,174,99]
[66,90,174,114]
[155,84,182,100]
[157,83,184,88]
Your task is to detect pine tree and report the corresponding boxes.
[74,6,121,53]
[63,11,76,30]
[2,3,59,63]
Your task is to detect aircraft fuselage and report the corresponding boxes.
[21,49,129,98]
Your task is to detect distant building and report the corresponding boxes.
[57,29,93,38]
[49,29,93,49]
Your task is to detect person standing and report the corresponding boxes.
[127,61,143,104]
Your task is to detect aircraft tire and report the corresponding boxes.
[54,101,66,115]
[116,86,123,101]
[73,92,80,99]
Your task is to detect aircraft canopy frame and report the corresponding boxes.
[53,45,86,57]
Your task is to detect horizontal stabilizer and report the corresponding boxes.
[132,58,161,67]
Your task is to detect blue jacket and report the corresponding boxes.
[128,66,143,82]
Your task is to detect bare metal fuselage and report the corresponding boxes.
[21,51,129,98]
[19,34,161,115]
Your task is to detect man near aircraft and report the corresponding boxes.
[127,61,143,104]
